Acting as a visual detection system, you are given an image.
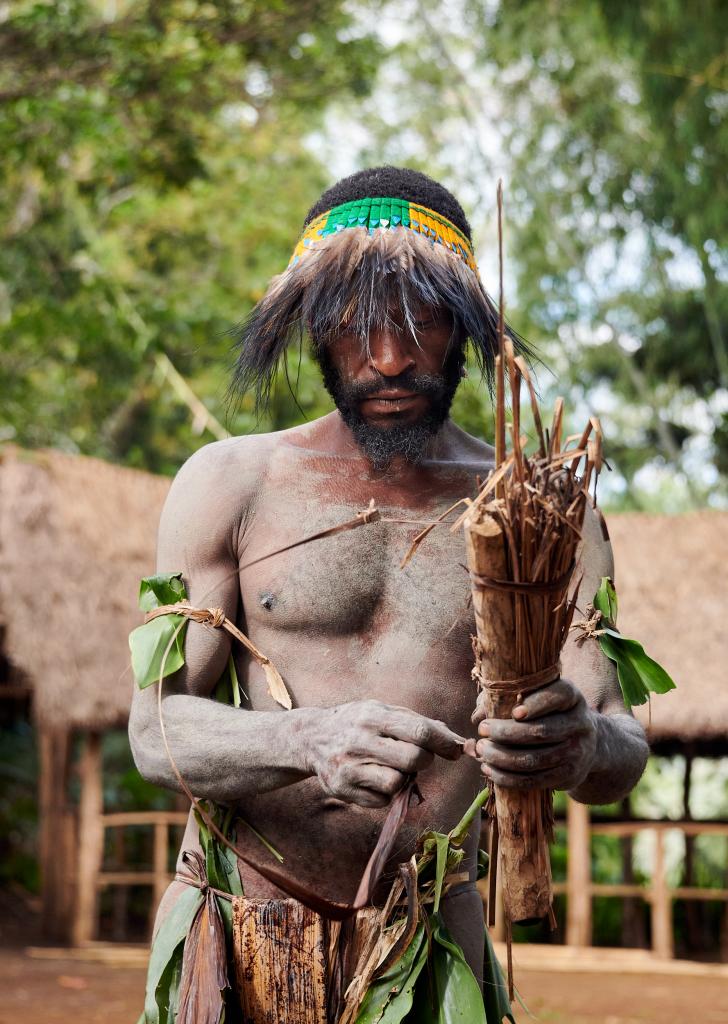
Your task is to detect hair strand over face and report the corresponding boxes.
[230,227,527,412]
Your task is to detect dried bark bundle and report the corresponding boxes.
[459,343,603,927]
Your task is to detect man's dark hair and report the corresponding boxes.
[304,165,473,241]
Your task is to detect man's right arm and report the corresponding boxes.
[128,439,318,801]
[128,440,463,806]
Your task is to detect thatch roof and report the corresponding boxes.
[0,445,725,747]
[608,510,727,750]
[0,446,169,730]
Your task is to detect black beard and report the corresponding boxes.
[317,347,464,470]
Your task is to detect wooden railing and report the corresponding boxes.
[81,800,728,955]
[77,810,189,942]
[557,800,728,958]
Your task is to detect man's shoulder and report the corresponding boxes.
[162,431,286,532]
[444,422,496,468]
[176,431,279,482]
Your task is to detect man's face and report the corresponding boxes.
[316,303,464,469]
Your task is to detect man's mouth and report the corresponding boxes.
[359,390,426,415]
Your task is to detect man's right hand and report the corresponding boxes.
[303,699,464,808]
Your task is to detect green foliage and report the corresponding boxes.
[593,577,676,707]
[0,0,379,473]
[129,572,188,688]
[355,787,512,1023]
[480,0,728,505]
[142,883,202,1024]
[346,0,727,508]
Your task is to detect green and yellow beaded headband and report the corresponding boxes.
[290,196,478,273]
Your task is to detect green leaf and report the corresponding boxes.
[129,615,188,689]
[228,655,242,708]
[433,832,449,913]
[138,573,187,612]
[129,573,189,689]
[142,885,203,1024]
[599,633,645,708]
[593,578,676,710]
[214,655,243,708]
[448,787,490,847]
[355,925,427,1024]
[599,633,676,709]
[615,637,676,696]
[411,915,487,1024]
[593,576,618,627]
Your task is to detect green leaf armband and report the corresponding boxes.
[129,573,189,689]
[588,577,677,710]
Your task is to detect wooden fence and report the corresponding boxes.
[77,799,728,955]
[556,799,728,958]
[76,808,189,944]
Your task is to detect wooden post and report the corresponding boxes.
[651,830,673,958]
[566,796,592,947]
[111,828,128,941]
[73,731,104,946]
[38,726,76,942]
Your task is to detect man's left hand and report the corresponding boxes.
[472,678,598,792]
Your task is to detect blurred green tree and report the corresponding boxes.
[0,0,379,473]
[481,0,728,508]
[335,0,727,508]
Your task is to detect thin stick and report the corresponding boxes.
[495,180,506,482]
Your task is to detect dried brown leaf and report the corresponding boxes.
[177,889,228,1024]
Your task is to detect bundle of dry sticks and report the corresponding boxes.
[458,342,603,930]
[454,184,604,952]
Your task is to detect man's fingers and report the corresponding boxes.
[383,710,463,761]
[370,737,435,773]
[478,712,586,746]
[471,690,488,726]
[344,788,391,808]
[350,764,406,798]
[477,738,575,774]
[512,680,582,721]
[481,762,582,791]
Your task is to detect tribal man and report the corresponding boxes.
[129,166,649,1019]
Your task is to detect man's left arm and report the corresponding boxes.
[474,503,649,805]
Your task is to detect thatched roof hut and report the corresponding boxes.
[0,444,725,751]
[0,445,169,731]
[608,510,728,757]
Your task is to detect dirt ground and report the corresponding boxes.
[1,948,727,1024]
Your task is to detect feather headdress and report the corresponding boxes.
[232,191,521,409]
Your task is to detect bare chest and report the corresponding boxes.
[238,463,476,653]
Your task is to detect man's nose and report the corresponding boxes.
[367,327,416,377]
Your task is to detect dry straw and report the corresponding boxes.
[458,182,604,989]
